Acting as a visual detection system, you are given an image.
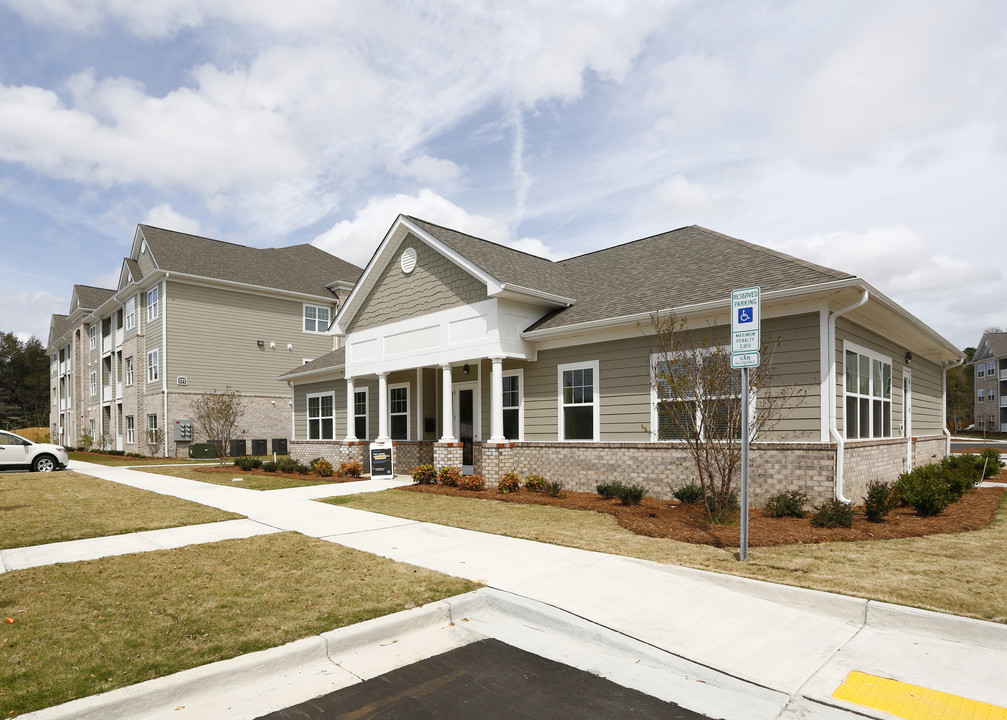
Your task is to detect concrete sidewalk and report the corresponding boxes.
[17,461,1007,719]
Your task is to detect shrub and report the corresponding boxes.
[812,499,854,528]
[895,464,950,516]
[316,459,334,477]
[309,457,325,472]
[546,480,565,498]
[438,466,463,487]
[498,471,521,494]
[339,461,364,478]
[863,479,895,523]
[596,481,623,500]
[764,490,808,518]
[261,461,278,473]
[458,474,486,491]
[616,483,648,506]
[277,457,303,474]
[672,481,704,504]
[234,456,257,470]
[981,448,1004,478]
[524,474,549,493]
[412,464,437,484]
[941,454,981,500]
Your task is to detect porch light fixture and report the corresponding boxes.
[463,364,470,375]
[257,340,264,347]
[905,351,912,365]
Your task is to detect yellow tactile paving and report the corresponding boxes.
[833,670,1007,720]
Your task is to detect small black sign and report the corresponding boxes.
[370,446,393,476]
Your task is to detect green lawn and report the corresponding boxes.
[141,464,348,490]
[1,532,476,716]
[68,451,209,466]
[332,489,1007,624]
[0,471,239,548]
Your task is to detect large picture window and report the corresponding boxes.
[389,384,409,440]
[303,304,331,333]
[354,388,368,440]
[651,351,742,441]
[307,392,335,440]
[844,343,892,439]
[502,371,522,440]
[558,361,599,441]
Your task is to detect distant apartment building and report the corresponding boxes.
[972,331,1007,432]
[48,225,361,456]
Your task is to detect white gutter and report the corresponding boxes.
[162,276,169,458]
[942,355,964,457]
[828,288,869,503]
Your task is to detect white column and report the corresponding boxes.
[439,364,456,442]
[489,356,506,442]
[344,377,356,441]
[376,372,389,443]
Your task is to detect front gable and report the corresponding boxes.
[348,235,489,334]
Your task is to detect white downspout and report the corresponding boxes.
[829,289,869,503]
[942,356,964,457]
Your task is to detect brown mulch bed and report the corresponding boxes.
[193,465,366,483]
[403,483,1006,548]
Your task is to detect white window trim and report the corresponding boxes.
[502,368,524,441]
[89,371,97,397]
[147,413,158,442]
[125,415,135,444]
[843,340,893,440]
[147,349,159,383]
[124,356,134,386]
[354,386,369,440]
[303,303,332,334]
[557,360,600,442]
[978,389,985,403]
[389,382,411,441]
[306,391,336,441]
[89,325,97,350]
[124,295,136,330]
[147,286,159,322]
[649,349,751,442]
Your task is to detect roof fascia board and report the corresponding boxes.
[279,366,345,383]
[497,283,576,308]
[165,272,340,303]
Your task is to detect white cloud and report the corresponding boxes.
[312,189,564,267]
[392,155,462,185]
[655,175,715,215]
[142,203,203,234]
[0,285,67,341]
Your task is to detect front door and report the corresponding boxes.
[454,383,477,474]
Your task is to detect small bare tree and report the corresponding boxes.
[146,425,165,457]
[649,312,802,522]
[194,387,246,466]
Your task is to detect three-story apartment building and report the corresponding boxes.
[972,331,1007,432]
[48,225,361,457]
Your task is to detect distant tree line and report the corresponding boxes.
[0,331,49,430]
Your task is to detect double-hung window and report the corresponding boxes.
[978,364,986,379]
[389,384,409,440]
[502,370,523,440]
[124,296,136,330]
[147,414,158,442]
[124,356,134,385]
[354,388,368,440]
[147,349,159,383]
[303,304,330,333]
[307,392,335,440]
[89,325,97,350]
[125,416,135,444]
[844,343,892,439]
[558,361,599,441]
[89,371,97,396]
[651,350,742,440]
[147,286,159,322]
[978,389,985,404]
[989,361,996,377]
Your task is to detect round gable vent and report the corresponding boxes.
[400,246,417,274]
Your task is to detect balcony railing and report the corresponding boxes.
[1001,368,1007,380]
[102,336,112,353]
[115,328,124,348]
[115,382,123,400]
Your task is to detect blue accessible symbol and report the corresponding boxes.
[738,307,753,324]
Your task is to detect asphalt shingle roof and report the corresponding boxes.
[278,346,345,379]
[74,285,115,310]
[405,220,853,332]
[138,225,363,298]
[982,332,1007,358]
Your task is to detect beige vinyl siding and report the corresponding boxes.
[165,281,336,396]
[293,380,346,440]
[137,242,157,275]
[760,313,823,440]
[908,355,944,434]
[143,283,163,392]
[349,237,488,333]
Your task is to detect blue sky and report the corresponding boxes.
[2,0,1005,350]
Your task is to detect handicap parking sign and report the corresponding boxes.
[737,307,753,324]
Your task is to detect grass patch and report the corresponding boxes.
[0,532,476,716]
[68,452,208,467]
[140,464,333,491]
[0,471,239,549]
[334,490,1007,623]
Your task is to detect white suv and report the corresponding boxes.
[0,430,69,472]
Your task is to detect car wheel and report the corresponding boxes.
[32,455,57,472]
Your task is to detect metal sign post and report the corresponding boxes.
[731,287,760,562]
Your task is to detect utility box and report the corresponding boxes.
[271,438,288,455]
[229,439,246,457]
[188,443,217,459]
[174,420,193,442]
[251,438,267,456]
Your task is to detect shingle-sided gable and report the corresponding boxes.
[136,225,362,298]
[527,226,854,332]
[984,333,1007,358]
[348,235,489,333]
[73,285,115,312]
